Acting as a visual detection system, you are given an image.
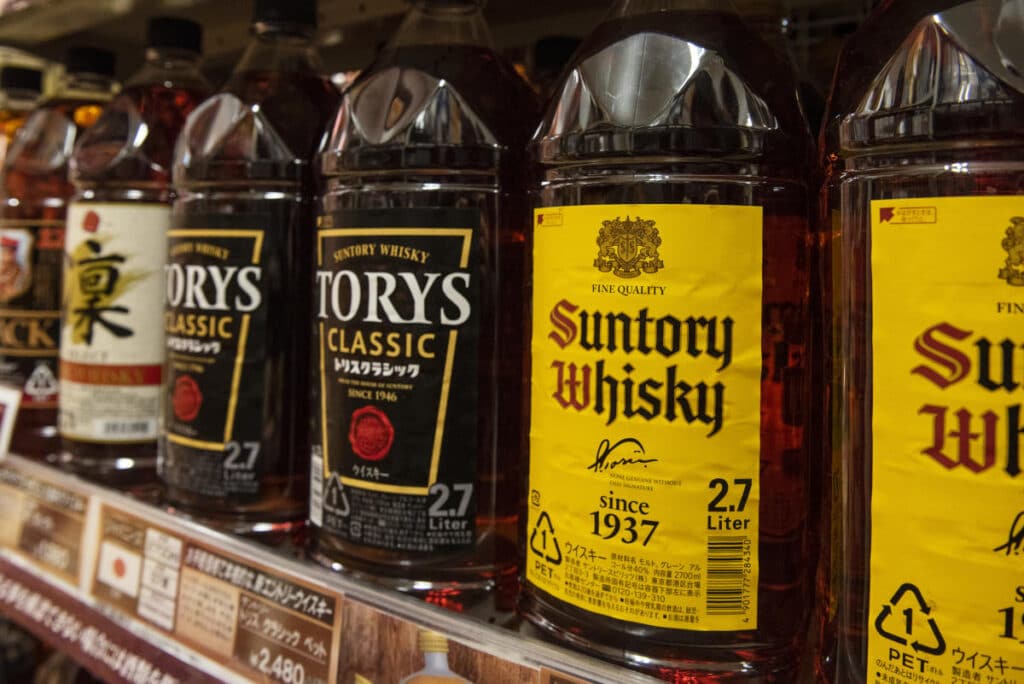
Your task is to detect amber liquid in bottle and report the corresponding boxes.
[161,4,338,541]
[519,4,815,681]
[0,50,116,460]
[62,21,211,491]
[820,1,1024,681]
[310,0,537,610]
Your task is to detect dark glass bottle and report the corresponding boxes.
[0,47,117,460]
[60,18,211,491]
[822,2,1024,682]
[520,0,814,680]
[310,0,537,610]
[161,0,338,539]
[0,66,43,168]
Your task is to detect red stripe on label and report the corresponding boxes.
[59,361,163,386]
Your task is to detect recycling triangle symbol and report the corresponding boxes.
[874,583,946,656]
[529,511,563,566]
[323,474,349,516]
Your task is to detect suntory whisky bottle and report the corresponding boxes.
[61,17,210,489]
[310,0,536,605]
[398,630,472,684]
[162,0,338,537]
[0,47,117,460]
[821,2,1024,682]
[520,0,815,679]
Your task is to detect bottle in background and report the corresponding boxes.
[60,17,211,491]
[162,0,338,540]
[0,65,43,168]
[0,47,117,460]
[309,0,537,609]
[520,0,815,680]
[821,1,1024,682]
[398,631,472,684]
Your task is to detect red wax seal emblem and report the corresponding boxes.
[173,375,202,422]
[348,405,394,461]
[83,210,100,233]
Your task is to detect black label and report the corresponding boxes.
[162,227,267,497]
[315,208,479,553]
[0,221,64,408]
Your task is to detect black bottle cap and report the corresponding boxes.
[0,66,42,94]
[147,16,203,54]
[252,0,317,28]
[64,46,116,78]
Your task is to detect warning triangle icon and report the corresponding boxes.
[874,582,946,656]
[529,511,563,566]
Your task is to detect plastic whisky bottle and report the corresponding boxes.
[820,1,1024,681]
[309,0,536,607]
[162,0,338,539]
[0,47,117,460]
[398,631,472,684]
[60,17,211,491]
[520,0,816,680]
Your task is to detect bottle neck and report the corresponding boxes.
[58,72,117,101]
[387,0,494,49]
[125,48,205,89]
[607,0,739,17]
[233,23,321,75]
[422,652,452,671]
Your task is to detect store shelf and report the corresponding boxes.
[0,454,659,684]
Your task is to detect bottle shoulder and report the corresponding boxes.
[534,10,810,167]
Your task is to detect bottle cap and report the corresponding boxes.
[417,629,449,654]
[252,0,317,29]
[64,46,116,78]
[0,66,42,94]
[147,16,203,54]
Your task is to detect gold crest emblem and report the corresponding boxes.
[594,216,664,279]
[999,216,1024,286]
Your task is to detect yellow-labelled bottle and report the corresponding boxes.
[520,0,815,680]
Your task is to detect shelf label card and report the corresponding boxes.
[0,463,87,583]
[90,504,342,684]
[541,669,594,684]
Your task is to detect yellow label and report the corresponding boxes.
[527,204,762,631]
[870,197,1024,683]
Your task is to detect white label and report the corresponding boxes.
[59,202,170,442]
[0,383,20,460]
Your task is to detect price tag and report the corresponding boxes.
[0,384,21,460]
[0,464,88,584]
[91,504,342,684]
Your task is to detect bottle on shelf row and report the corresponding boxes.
[308,0,536,608]
[819,0,1024,682]
[0,46,118,459]
[161,0,339,537]
[60,16,211,490]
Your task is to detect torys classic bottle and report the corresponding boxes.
[822,2,1024,682]
[61,17,211,489]
[520,0,815,679]
[310,0,536,607]
[161,0,338,538]
[0,47,117,459]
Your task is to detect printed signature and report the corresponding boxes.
[587,438,658,473]
[994,511,1024,556]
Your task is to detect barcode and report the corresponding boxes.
[310,449,323,527]
[101,421,153,436]
[706,535,746,615]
